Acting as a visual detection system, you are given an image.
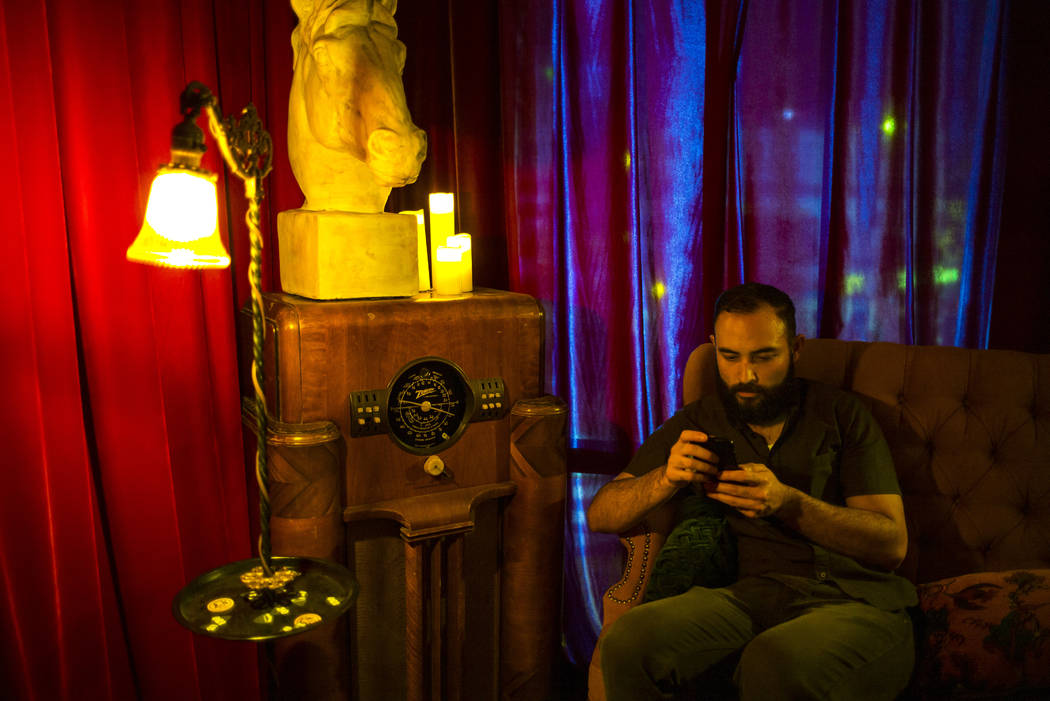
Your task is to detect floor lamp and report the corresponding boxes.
[127,81,356,641]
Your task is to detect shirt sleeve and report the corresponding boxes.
[623,410,695,477]
[835,392,901,497]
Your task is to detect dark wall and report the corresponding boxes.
[989,1,1050,354]
[387,2,510,291]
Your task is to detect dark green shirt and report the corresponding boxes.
[625,379,917,611]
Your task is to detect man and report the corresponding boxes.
[587,283,916,700]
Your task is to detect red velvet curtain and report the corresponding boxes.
[0,1,299,698]
[1,1,505,698]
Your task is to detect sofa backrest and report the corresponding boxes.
[682,339,1050,585]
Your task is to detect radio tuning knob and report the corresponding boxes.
[423,455,446,477]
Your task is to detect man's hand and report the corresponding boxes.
[586,429,728,534]
[702,462,797,518]
[662,430,724,489]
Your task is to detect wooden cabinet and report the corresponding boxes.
[240,290,566,701]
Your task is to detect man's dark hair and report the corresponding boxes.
[714,282,797,339]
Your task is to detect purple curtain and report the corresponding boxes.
[497,0,1016,666]
[736,1,1008,347]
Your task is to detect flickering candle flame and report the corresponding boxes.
[429,192,454,214]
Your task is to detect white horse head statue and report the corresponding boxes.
[289,0,427,213]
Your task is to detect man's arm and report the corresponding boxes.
[778,487,907,570]
[705,465,908,570]
[586,429,718,534]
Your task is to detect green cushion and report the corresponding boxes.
[643,495,737,603]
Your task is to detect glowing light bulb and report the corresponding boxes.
[144,171,218,242]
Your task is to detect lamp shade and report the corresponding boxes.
[127,166,230,269]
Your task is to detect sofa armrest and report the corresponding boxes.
[600,502,676,626]
[588,502,676,701]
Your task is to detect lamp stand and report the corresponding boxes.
[154,82,356,640]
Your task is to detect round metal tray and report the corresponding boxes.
[172,556,358,641]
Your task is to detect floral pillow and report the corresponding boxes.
[913,569,1050,696]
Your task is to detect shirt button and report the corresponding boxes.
[817,570,828,580]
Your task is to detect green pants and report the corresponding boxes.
[600,575,915,701]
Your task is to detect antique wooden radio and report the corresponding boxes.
[239,289,566,701]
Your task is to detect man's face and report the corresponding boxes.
[710,305,802,426]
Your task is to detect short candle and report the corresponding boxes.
[433,245,462,295]
[447,233,472,292]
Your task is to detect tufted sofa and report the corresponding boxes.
[589,339,1050,700]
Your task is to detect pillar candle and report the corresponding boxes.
[447,233,472,292]
[400,209,429,291]
[428,193,455,283]
[433,245,462,295]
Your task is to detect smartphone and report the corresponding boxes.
[704,436,737,470]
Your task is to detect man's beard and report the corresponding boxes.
[716,361,801,427]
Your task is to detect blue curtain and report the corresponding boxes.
[498,0,1011,666]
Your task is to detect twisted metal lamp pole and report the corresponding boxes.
[179,80,277,578]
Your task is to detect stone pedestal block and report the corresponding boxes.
[278,209,417,300]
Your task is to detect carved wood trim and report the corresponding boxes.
[343,482,517,542]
